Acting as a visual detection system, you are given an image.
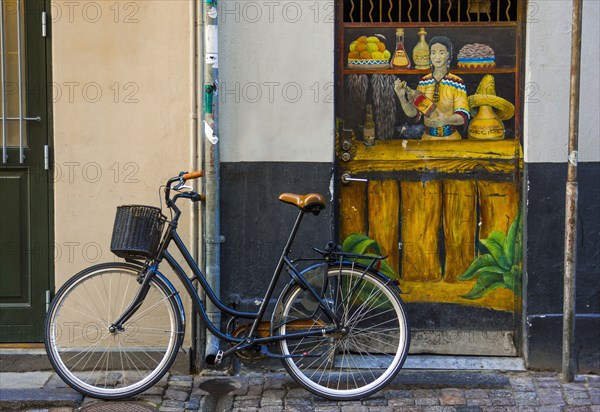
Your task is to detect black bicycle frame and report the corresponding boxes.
[112,206,339,349]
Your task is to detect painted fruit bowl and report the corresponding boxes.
[347,59,390,70]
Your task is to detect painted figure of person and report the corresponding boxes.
[394,36,470,140]
[393,36,476,284]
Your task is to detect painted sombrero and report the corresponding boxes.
[468,74,515,121]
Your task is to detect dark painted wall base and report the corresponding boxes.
[220,162,333,308]
[525,162,599,373]
[219,161,599,372]
[527,315,599,373]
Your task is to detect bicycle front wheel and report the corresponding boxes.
[277,264,410,400]
[45,263,183,399]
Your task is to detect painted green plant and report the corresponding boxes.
[342,233,397,279]
[458,210,522,300]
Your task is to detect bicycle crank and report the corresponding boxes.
[231,322,270,361]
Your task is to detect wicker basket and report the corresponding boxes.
[110,205,167,259]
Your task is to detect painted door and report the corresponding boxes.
[336,0,524,355]
[0,0,51,343]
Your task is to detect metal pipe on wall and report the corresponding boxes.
[1,4,8,163]
[17,0,24,163]
[189,0,201,373]
[200,0,223,365]
[562,0,583,383]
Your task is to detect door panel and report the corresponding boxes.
[337,141,522,355]
[336,0,524,356]
[0,171,28,301]
[0,0,50,343]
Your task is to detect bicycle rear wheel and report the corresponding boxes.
[45,263,183,399]
[276,264,410,400]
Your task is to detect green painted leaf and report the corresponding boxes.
[378,260,397,279]
[503,270,514,290]
[342,233,370,253]
[489,230,506,247]
[504,210,522,265]
[477,271,504,286]
[353,239,382,255]
[513,269,523,297]
[514,237,522,263]
[507,266,523,296]
[514,216,523,264]
[461,271,505,300]
[342,234,395,279]
[480,237,510,271]
[457,254,503,281]
[462,281,508,300]
[462,271,506,299]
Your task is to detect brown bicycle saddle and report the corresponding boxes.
[279,193,326,213]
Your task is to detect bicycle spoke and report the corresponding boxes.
[127,295,173,325]
[56,302,108,326]
[46,265,181,399]
[278,266,409,400]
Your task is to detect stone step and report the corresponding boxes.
[0,388,83,410]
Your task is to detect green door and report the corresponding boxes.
[0,0,51,343]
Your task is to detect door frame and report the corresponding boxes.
[332,0,528,356]
[0,0,53,343]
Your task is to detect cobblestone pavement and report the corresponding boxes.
[0,369,598,411]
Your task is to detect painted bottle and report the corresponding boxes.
[412,28,430,70]
[405,87,436,117]
[363,104,376,145]
[392,28,411,69]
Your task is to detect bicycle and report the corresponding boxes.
[44,171,410,401]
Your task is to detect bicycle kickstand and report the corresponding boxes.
[259,346,313,359]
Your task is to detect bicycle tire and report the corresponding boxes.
[44,262,183,399]
[276,263,410,400]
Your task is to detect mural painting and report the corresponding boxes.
[336,0,524,354]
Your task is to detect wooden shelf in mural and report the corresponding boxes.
[343,67,517,75]
[343,139,523,175]
[343,22,519,29]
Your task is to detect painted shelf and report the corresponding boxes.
[344,139,523,175]
[343,67,517,75]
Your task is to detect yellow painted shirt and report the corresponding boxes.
[416,73,470,140]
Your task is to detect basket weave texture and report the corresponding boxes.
[110,205,166,259]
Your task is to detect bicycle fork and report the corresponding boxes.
[108,264,158,333]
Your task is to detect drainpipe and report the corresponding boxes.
[200,0,222,365]
[561,0,583,383]
[189,0,200,373]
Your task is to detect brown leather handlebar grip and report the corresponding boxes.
[182,171,204,180]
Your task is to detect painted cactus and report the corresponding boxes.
[458,210,522,299]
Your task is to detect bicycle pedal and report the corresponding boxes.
[214,350,224,365]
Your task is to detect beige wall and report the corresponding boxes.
[52,1,195,295]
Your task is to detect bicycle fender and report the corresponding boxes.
[153,269,186,329]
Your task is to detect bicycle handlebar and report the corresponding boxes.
[182,170,204,180]
[165,171,205,210]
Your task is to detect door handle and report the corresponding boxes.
[341,173,368,184]
[0,116,41,122]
